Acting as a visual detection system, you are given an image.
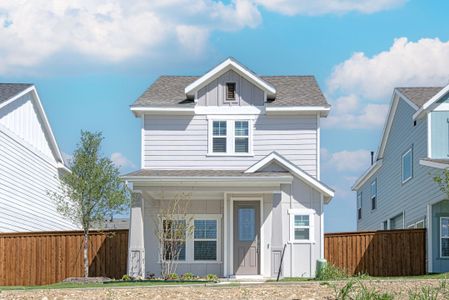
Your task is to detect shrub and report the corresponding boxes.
[181,272,195,281]
[333,280,394,300]
[146,273,156,280]
[206,274,218,282]
[165,273,179,280]
[316,264,349,281]
[121,274,133,281]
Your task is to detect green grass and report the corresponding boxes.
[0,280,209,291]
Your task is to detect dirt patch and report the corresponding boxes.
[0,279,445,300]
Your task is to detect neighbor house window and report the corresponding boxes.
[289,209,314,242]
[226,82,236,100]
[194,220,217,261]
[357,192,362,220]
[209,119,252,155]
[371,179,377,210]
[162,219,186,261]
[402,147,413,183]
[382,221,388,230]
[235,121,249,153]
[212,121,227,153]
[390,213,404,230]
[441,217,449,258]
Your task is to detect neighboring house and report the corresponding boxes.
[352,84,449,273]
[124,58,334,279]
[0,84,76,232]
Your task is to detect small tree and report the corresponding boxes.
[49,131,129,278]
[434,168,449,194]
[153,192,194,279]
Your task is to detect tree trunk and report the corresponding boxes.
[83,229,89,278]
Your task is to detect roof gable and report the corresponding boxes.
[0,83,33,104]
[245,151,334,201]
[185,58,276,98]
[413,83,449,119]
[0,85,67,170]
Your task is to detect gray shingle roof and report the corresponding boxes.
[132,76,328,107]
[0,83,33,104]
[396,87,443,107]
[123,169,290,177]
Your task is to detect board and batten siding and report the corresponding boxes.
[430,111,449,158]
[0,92,76,232]
[196,70,265,107]
[143,114,318,177]
[356,98,445,231]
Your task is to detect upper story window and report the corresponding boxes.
[226,82,236,101]
[357,192,362,220]
[209,119,253,156]
[212,121,227,153]
[371,179,377,210]
[402,147,413,183]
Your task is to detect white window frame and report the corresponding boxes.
[225,82,237,101]
[357,192,362,220]
[193,217,219,262]
[211,120,227,154]
[160,217,187,262]
[207,116,254,156]
[441,217,449,258]
[402,147,413,184]
[288,209,315,244]
[370,179,377,210]
[234,120,250,154]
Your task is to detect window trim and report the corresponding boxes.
[212,120,227,153]
[193,219,218,261]
[234,120,249,154]
[288,209,315,244]
[357,192,362,220]
[225,82,237,101]
[401,147,413,184]
[370,179,377,210]
[159,214,222,264]
[207,117,254,156]
[161,218,187,262]
[441,217,449,258]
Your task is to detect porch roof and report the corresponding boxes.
[123,169,291,178]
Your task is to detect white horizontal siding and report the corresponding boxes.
[143,114,317,177]
[0,129,77,232]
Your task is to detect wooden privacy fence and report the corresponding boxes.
[0,229,128,286]
[324,229,426,276]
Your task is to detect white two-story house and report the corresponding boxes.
[353,84,449,273]
[124,58,334,279]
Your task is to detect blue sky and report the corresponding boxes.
[1,0,449,232]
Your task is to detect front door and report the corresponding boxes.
[233,201,260,275]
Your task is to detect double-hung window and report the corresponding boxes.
[235,121,249,153]
[371,179,377,210]
[212,121,227,153]
[402,147,413,183]
[289,209,314,243]
[209,119,252,155]
[357,192,362,220]
[441,217,449,258]
[162,219,186,261]
[194,219,217,261]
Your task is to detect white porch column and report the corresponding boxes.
[128,190,145,278]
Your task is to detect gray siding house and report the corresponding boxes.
[124,58,334,279]
[353,84,449,273]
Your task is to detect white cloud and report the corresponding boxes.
[323,95,389,129]
[255,0,405,16]
[323,149,371,173]
[328,37,449,100]
[111,152,135,169]
[0,0,261,73]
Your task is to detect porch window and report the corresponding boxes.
[235,121,249,153]
[441,217,449,258]
[193,220,217,261]
[371,179,377,210]
[289,209,314,243]
[212,121,227,153]
[162,220,186,261]
[402,147,413,183]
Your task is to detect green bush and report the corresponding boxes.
[121,274,133,281]
[206,274,218,282]
[181,272,195,280]
[165,273,179,280]
[316,264,349,281]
